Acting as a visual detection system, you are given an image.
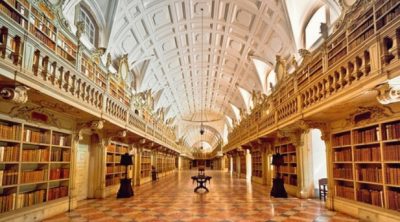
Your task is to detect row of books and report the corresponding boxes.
[106,145,128,153]
[0,123,21,140]
[278,144,296,153]
[20,169,47,183]
[49,168,69,180]
[384,144,400,161]
[106,154,113,162]
[52,134,71,147]
[0,192,15,213]
[383,122,400,140]
[106,165,123,174]
[356,188,383,207]
[279,166,297,174]
[349,27,374,51]
[0,170,18,186]
[21,148,49,162]
[357,167,382,183]
[333,133,351,147]
[282,175,297,186]
[334,149,352,162]
[333,167,353,180]
[0,146,19,162]
[353,127,379,144]
[16,189,46,209]
[23,129,50,144]
[29,26,55,50]
[283,154,296,163]
[376,1,400,30]
[335,185,354,199]
[106,175,121,186]
[354,146,381,161]
[51,149,70,162]
[48,186,68,201]
[0,3,28,29]
[386,167,400,185]
[348,15,373,40]
[387,189,400,211]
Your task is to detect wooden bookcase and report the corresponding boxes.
[275,143,298,188]
[105,141,129,188]
[156,153,164,174]
[239,153,246,177]
[0,0,29,30]
[0,117,71,214]
[332,119,400,212]
[56,32,77,65]
[252,150,262,178]
[140,150,151,179]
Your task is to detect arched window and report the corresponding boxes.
[305,6,326,49]
[79,7,97,46]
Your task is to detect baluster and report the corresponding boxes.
[58,66,64,89]
[41,56,49,80]
[364,50,371,75]
[49,61,57,84]
[63,71,70,92]
[32,50,40,76]
[12,36,21,65]
[355,56,363,80]
[0,27,8,59]
[382,36,394,64]
[70,75,76,95]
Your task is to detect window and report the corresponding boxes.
[79,8,96,45]
[305,6,326,49]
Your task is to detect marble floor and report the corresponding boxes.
[43,171,358,222]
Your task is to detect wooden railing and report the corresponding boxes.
[225,0,400,152]
[0,15,186,154]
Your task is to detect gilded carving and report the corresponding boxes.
[346,106,394,127]
[91,48,106,65]
[376,83,400,105]
[8,104,60,127]
[0,86,29,104]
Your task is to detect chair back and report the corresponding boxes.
[318,178,328,188]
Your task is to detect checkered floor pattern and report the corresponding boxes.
[43,171,358,222]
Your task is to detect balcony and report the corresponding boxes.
[225,0,400,152]
[0,3,184,154]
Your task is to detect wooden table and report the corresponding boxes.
[191,175,212,192]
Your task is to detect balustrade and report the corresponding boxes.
[224,1,400,152]
[0,20,180,153]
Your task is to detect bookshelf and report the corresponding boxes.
[56,32,77,65]
[140,150,151,178]
[375,0,400,31]
[0,0,29,30]
[239,154,246,176]
[252,150,262,178]
[156,153,163,173]
[29,5,57,50]
[0,118,72,214]
[347,8,374,51]
[105,141,129,187]
[331,119,400,212]
[275,143,298,187]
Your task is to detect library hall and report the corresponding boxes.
[1,0,400,221]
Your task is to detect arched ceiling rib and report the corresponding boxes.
[105,0,296,149]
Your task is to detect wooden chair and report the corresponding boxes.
[318,178,328,201]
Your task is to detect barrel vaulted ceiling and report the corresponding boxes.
[109,0,297,149]
[62,0,299,150]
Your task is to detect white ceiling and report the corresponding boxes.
[62,0,299,150]
[107,0,296,148]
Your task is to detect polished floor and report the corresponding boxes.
[44,171,358,222]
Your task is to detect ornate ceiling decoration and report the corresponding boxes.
[70,0,297,149]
